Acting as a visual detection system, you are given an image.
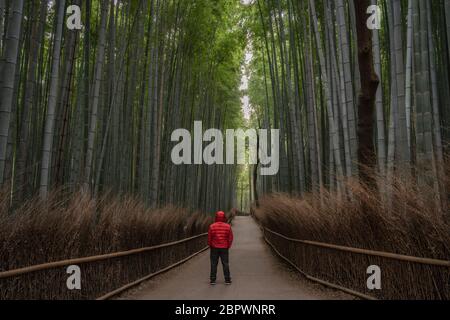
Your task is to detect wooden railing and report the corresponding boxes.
[262,227,450,300]
[264,228,450,267]
[0,233,208,300]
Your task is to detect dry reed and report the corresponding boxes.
[253,170,450,300]
[0,189,213,300]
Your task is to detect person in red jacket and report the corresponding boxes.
[208,211,233,285]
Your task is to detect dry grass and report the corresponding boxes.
[0,189,213,300]
[253,170,450,300]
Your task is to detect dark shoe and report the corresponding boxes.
[210,281,216,285]
[225,280,232,285]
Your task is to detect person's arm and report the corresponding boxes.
[228,227,234,248]
[208,226,212,247]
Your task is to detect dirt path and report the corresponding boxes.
[120,216,351,300]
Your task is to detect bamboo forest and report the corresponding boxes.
[0,0,449,301]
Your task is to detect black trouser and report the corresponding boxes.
[210,248,231,282]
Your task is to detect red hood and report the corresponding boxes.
[215,211,226,223]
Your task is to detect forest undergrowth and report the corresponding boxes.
[254,163,450,299]
[0,188,216,299]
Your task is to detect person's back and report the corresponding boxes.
[208,211,233,285]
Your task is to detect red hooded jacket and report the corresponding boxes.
[208,211,233,249]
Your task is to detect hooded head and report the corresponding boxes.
[215,211,226,223]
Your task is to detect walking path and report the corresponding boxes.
[121,216,350,300]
